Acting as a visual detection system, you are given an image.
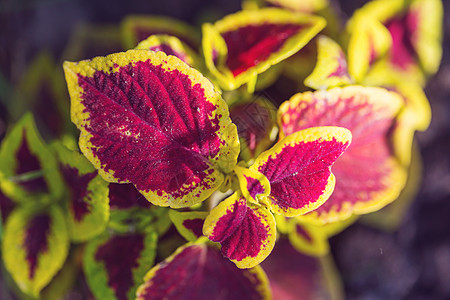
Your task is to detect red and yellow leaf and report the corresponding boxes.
[203,193,276,269]
[202,8,326,90]
[136,240,271,299]
[169,210,208,242]
[234,165,271,204]
[134,34,201,69]
[1,205,69,297]
[304,35,353,90]
[52,142,109,242]
[121,15,199,50]
[279,86,407,224]
[251,126,352,217]
[83,230,157,300]
[0,113,63,204]
[64,50,239,208]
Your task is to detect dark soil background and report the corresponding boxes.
[0,0,449,299]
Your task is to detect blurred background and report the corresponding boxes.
[0,0,449,299]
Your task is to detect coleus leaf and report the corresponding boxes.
[135,34,200,69]
[349,0,443,84]
[263,0,329,13]
[10,52,72,138]
[136,239,271,299]
[203,193,276,269]
[229,96,278,162]
[1,205,69,297]
[109,183,151,210]
[0,113,63,204]
[346,14,392,83]
[234,165,271,204]
[63,50,239,208]
[83,230,157,300]
[202,8,326,90]
[251,126,352,217]
[279,86,407,224]
[121,15,200,50]
[168,210,208,242]
[0,188,15,224]
[261,238,343,300]
[304,35,353,90]
[52,142,109,242]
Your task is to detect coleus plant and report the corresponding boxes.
[0,0,443,299]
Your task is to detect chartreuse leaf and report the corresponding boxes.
[202,8,326,90]
[135,34,201,69]
[279,86,407,224]
[169,210,208,242]
[136,239,271,299]
[346,14,392,83]
[0,113,63,204]
[10,52,72,138]
[52,142,109,242]
[2,205,69,297]
[121,15,200,50]
[203,193,276,269]
[251,126,352,217]
[63,50,239,208]
[261,238,344,300]
[83,230,157,300]
[228,95,278,162]
[304,36,353,90]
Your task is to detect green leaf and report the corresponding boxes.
[52,142,109,242]
[1,205,69,297]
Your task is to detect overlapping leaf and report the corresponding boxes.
[279,86,407,224]
[348,0,443,85]
[121,15,200,49]
[251,126,352,217]
[203,193,276,269]
[261,238,343,300]
[83,230,157,300]
[202,8,326,90]
[1,205,69,297]
[64,50,239,208]
[136,240,271,299]
[169,210,208,242]
[52,143,109,242]
[0,113,63,204]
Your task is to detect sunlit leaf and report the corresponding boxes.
[305,35,353,90]
[234,165,270,204]
[2,205,69,297]
[83,230,157,300]
[0,113,63,204]
[136,240,271,299]
[279,86,407,224]
[203,193,276,269]
[251,126,352,217]
[202,8,326,90]
[52,142,109,242]
[64,50,239,208]
[169,210,208,242]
